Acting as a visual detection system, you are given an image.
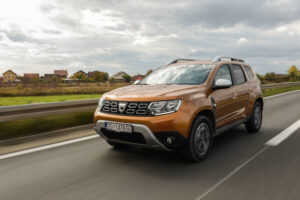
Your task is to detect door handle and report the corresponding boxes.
[233,93,238,99]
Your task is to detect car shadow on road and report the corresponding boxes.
[91,126,274,186]
[103,125,267,160]
[104,125,262,160]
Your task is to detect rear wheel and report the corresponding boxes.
[245,102,262,133]
[180,116,213,162]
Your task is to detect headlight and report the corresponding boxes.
[98,96,104,110]
[148,100,181,115]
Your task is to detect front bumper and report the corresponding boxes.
[94,120,171,151]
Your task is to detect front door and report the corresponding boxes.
[211,65,236,128]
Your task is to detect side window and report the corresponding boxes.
[231,64,246,84]
[214,65,232,83]
[244,65,254,80]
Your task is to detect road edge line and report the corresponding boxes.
[0,135,99,160]
[194,146,269,200]
[266,119,300,146]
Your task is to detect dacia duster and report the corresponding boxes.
[94,56,263,162]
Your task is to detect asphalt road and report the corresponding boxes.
[1,91,300,200]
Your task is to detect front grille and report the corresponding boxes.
[101,128,146,144]
[101,101,151,116]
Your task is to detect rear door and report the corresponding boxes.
[230,64,250,119]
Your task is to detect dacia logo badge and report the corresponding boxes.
[118,102,127,112]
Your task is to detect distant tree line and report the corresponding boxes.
[257,65,300,84]
[72,71,109,82]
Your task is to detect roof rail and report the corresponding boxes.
[213,56,244,63]
[168,58,196,65]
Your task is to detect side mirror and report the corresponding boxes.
[134,80,141,85]
[213,79,232,89]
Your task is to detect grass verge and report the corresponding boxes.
[0,111,93,140]
[0,94,101,106]
[262,85,300,97]
[0,85,300,141]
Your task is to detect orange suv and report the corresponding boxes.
[94,56,263,162]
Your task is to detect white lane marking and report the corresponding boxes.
[195,118,300,199]
[0,135,99,160]
[264,89,300,100]
[266,119,300,146]
[195,146,269,200]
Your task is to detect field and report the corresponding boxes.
[262,85,300,97]
[0,82,126,106]
[0,112,93,140]
[0,94,101,106]
[0,82,127,97]
[0,84,300,106]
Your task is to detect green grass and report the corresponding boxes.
[0,94,101,106]
[0,111,94,140]
[262,85,300,97]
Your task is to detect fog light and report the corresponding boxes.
[166,137,175,144]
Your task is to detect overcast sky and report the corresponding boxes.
[0,0,300,76]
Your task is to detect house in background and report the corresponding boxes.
[72,70,88,82]
[73,70,87,78]
[112,71,129,82]
[54,70,68,79]
[132,74,145,81]
[2,70,17,82]
[88,71,95,78]
[24,73,40,83]
[40,73,61,83]
[44,74,59,79]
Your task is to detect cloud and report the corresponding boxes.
[0,0,300,76]
[40,3,56,13]
[177,0,300,28]
[41,29,62,35]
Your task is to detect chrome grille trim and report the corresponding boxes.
[101,100,150,116]
[110,107,117,112]
[128,103,138,108]
[103,107,110,112]
[110,102,118,107]
[136,109,147,115]
[138,103,148,109]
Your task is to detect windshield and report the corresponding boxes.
[140,64,213,85]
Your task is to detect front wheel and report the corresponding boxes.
[245,102,263,133]
[180,116,213,162]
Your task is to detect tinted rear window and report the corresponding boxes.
[231,64,246,84]
[244,65,254,80]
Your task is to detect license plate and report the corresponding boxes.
[105,122,133,133]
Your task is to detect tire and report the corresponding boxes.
[107,141,128,148]
[245,102,263,133]
[180,116,213,162]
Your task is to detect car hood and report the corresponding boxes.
[104,84,206,101]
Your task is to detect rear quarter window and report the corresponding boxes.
[244,65,254,80]
[231,64,246,85]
